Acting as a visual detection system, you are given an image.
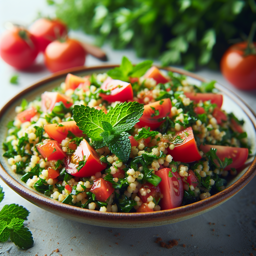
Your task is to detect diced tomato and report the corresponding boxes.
[94,106,108,114]
[112,169,125,179]
[48,167,60,179]
[68,142,77,151]
[36,139,66,161]
[182,170,199,190]
[90,178,114,202]
[65,139,107,177]
[231,118,244,133]
[129,136,138,147]
[138,183,161,203]
[137,98,172,130]
[129,77,139,84]
[17,107,37,123]
[194,106,205,115]
[136,203,154,213]
[44,121,83,143]
[167,127,201,163]
[156,168,183,210]
[65,74,89,91]
[144,67,169,84]
[185,93,223,108]
[200,144,248,170]
[99,77,133,102]
[65,184,72,192]
[212,107,227,124]
[41,92,73,112]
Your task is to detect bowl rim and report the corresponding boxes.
[0,64,256,223]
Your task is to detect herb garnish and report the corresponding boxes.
[135,127,158,141]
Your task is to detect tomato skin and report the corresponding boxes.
[182,170,199,190]
[0,28,39,70]
[194,106,205,115]
[144,67,169,84]
[129,136,138,147]
[48,168,60,179]
[137,98,172,130]
[90,178,114,202]
[137,203,154,212]
[185,93,223,108]
[112,169,125,179]
[156,168,184,210]
[221,42,256,91]
[65,139,107,178]
[29,18,68,52]
[212,107,227,124]
[44,121,83,143]
[17,107,37,123]
[230,118,244,133]
[167,127,202,163]
[36,140,66,161]
[138,183,161,203]
[65,184,72,192]
[200,144,248,170]
[41,92,73,112]
[99,77,133,102]
[44,38,86,73]
[65,74,89,91]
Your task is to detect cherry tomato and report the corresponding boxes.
[0,27,39,70]
[47,167,60,179]
[144,67,169,84]
[212,107,227,125]
[137,98,172,130]
[138,183,161,203]
[44,121,84,143]
[184,93,223,108]
[99,77,133,102]
[167,127,202,163]
[90,178,114,202]
[129,136,138,147]
[36,140,66,161]
[65,74,90,91]
[44,38,86,72]
[221,42,256,90]
[41,92,73,112]
[17,107,37,123]
[155,168,184,210]
[65,139,107,178]
[29,18,67,52]
[182,170,199,190]
[230,118,244,133]
[200,144,248,170]
[112,169,125,179]
[136,203,154,213]
[194,106,205,115]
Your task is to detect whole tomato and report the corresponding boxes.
[44,38,86,72]
[221,42,256,90]
[0,27,39,70]
[29,18,68,52]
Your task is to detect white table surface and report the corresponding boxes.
[0,1,256,255]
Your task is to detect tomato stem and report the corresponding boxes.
[244,21,256,56]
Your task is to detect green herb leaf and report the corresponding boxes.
[129,60,153,77]
[0,186,4,203]
[0,220,9,242]
[20,99,28,110]
[135,127,158,140]
[206,148,233,169]
[10,74,19,85]
[7,218,24,230]
[0,204,29,223]
[10,226,34,250]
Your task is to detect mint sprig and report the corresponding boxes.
[107,56,153,82]
[73,101,144,162]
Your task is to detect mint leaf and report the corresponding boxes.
[21,99,28,111]
[91,140,107,149]
[0,204,29,223]
[135,127,159,140]
[0,186,4,203]
[101,121,113,132]
[107,68,128,81]
[10,74,19,85]
[121,56,133,76]
[129,60,153,78]
[0,220,8,242]
[107,132,131,162]
[7,218,24,230]
[10,226,34,250]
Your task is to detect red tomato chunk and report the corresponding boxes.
[90,178,114,202]
[182,170,199,190]
[185,93,223,108]
[144,66,170,84]
[48,168,60,179]
[65,73,89,91]
[136,203,154,213]
[17,107,37,123]
[138,183,161,203]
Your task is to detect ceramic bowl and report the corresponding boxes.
[0,65,255,228]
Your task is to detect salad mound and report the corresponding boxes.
[3,57,249,213]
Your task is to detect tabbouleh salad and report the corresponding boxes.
[3,57,250,213]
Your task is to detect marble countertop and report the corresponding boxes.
[0,1,256,255]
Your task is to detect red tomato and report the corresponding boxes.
[230,118,244,133]
[156,168,184,210]
[212,107,227,124]
[129,77,139,84]
[137,203,154,213]
[29,18,68,52]
[182,170,199,190]
[65,139,107,178]
[36,139,66,161]
[0,28,39,70]
[137,98,172,130]
[99,77,133,102]
[17,107,37,123]
[90,178,114,202]
[41,92,73,112]
[129,136,138,147]
[185,93,223,108]
[65,184,72,192]
[144,67,169,84]
[65,74,89,91]
[200,144,248,170]
[112,169,125,179]
[44,38,86,72]
[194,106,205,115]
[167,127,201,163]
[68,142,78,151]
[138,183,161,203]
[94,106,108,114]
[48,168,60,179]
[221,42,256,90]
[44,121,84,143]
